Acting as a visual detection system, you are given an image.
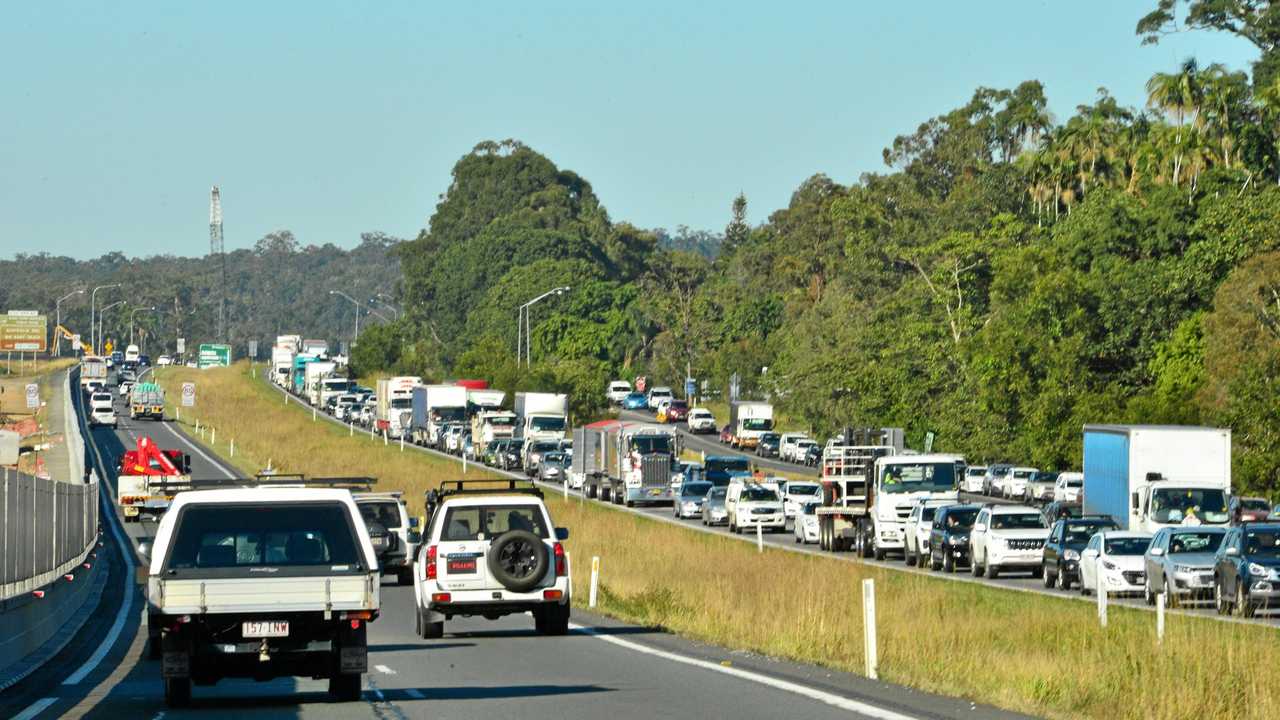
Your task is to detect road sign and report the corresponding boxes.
[0,312,47,352]
[924,431,935,454]
[25,383,39,409]
[197,343,232,368]
[104,340,113,355]
[176,338,185,354]
[71,334,80,350]
[248,340,259,359]
[181,382,196,407]
[684,377,696,399]
[730,373,741,402]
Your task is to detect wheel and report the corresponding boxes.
[1237,579,1255,618]
[1080,579,1090,596]
[819,520,829,551]
[1031,565,1043,579]
[1165,575,1179,608]
[929,551,942,572]
[328,672,362,702]
[986,562,999,579]
[397,568,413,586]
[1056,568,1069,590]
[486,530,550,593]
[1144,578,1155,606]
[1043,565,1055,589]
[423,616,444,639]
[415,605,422,636]
[971,552,983,576]
[535,601,570,635]
[905,549,917,567]
[164,677,191,707]
[1215,579,1229,615]
[625,500,635,508]
[943,552,955,573]
[147,631,162,660]
[873,540,886,561]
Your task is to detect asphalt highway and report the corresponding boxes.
[0,373,1028,720]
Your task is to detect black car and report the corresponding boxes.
[1041,501,1082,525]
[1042,516,1119,590]
[1214,523,1280,618]
[803,443,822,467]
[928,504,981,573]
[756,432,781,458]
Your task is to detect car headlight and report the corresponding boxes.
[948,536,966,546]
[1102,560,1117,571]
[1063,549,1080,561]
[1249,562,1269,577]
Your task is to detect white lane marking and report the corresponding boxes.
[156,418,238,479]
[62,398,136,686]
[571,624,918,720]
[404,688,425,700]
[374,664,397,675]
[12,697,57,720]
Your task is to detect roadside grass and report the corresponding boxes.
[157,362,1280,720]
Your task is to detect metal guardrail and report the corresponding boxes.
[0,371,99,602]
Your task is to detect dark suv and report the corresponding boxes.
[928,504,981,573]
[1214,523,1280,618]
[1042,516,1118,590]
[756,433,781,458]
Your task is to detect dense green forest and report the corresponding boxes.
[0,231,401,357]
[358,5,1280,496]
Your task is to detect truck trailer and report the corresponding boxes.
[410,385,468,447]
[375,376,421,439]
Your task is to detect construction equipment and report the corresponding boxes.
[54,325,92,355]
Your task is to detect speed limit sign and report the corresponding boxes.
[181,382,196,407]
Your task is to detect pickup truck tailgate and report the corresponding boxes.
[152,574,378,614]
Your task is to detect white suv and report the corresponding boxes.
[90,403,118,428]
[969,504,1050,579]
[646,386,673,411]
[962,466,987,494]
[1005,467,1038,499]
[726,481,785,534]
[355,492,421,585]
[687,408,717,434]
[413,481,571,639]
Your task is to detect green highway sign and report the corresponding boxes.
[197,343,232,368]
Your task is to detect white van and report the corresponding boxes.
[125,344,140,362]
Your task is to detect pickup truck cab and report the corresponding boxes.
[142,488,380,707]
[725,481,785,534]
[414,480,570,639]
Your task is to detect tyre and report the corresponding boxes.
[1215,579,1229,615]
[1056,568,1069,590]
[943,552,955,573]
[587,485,597,500]
[164,677,191,708]
[1144,579,1155,606]
[1080,579,1090,596]
[415,605,422,636]
[905,549,917,567]
[328,672,362,702]
[486,530,549,593]
[535,602,570,636]
[1165,575,1179,609]
[147,626,162,660]
[396,568,413,586]
[873,540,886,562]
[985,560,999,579]
[971,553,983,577]
[423,617,444,639]
[1043,565,1056,589]
[625,500,634,508]
[1237,579,1255,618]
[1031,565,1043,579]
[794,533,801,544]
[929,551,941,572]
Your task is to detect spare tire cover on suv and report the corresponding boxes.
[487,529,549,593]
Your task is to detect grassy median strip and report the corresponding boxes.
[156,363,1277,720]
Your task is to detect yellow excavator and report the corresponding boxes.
[53,325,93,355]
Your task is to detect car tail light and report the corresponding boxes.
[553,542,565,577]
[350,619,361,629]
[425,545,437,580]
[431,592,451,603]
[543,589,564,600]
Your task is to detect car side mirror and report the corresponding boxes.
[1226,547,1239,557]
[555,527,570,541]
[974,523,986,532]
[1150,547,1164,557]
[137,541,152,563]
[408,516,419,528]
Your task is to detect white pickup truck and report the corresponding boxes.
[142,488,380,707]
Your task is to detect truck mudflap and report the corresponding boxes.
[339,645,366,673]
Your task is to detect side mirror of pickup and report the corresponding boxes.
[1226,546,1240,557]
[1149,547,1164,557]
[137,540,152,563]
[555,527,570,541]
[973,523,986,532]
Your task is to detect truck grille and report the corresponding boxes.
[641,454,671,488]
[1007,539,1044,550]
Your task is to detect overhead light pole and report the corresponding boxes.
[90,283,121,355]
[369,293,401,320]
[329,290,360,343]
[517,286,570,368]
[54,288,85,355]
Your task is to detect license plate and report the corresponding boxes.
[447,558,477,574]
[242,620,289,638]
[649,488,663,496]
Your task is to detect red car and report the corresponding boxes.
[659,399,690,423]
[719,424,735,444]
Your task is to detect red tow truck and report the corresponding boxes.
[116,436,191,523]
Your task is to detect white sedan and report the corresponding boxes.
[1080,531,1152,597]
[793,502,820,544]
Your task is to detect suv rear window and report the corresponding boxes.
[359,501,403,529]
[439,504,548,541]
[166,503,362,572]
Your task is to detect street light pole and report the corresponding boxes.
[90,283,120,356]
[370,294,401,320]
[54,289,85,356]
[98,300,126,354]
[329,290,360,344]
[517,286,570,368]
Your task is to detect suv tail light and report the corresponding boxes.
[553,542,565,577]
[424,545,437,580]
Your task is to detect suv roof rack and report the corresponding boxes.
[433,478,543,500]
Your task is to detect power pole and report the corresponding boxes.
[210,186,226,342]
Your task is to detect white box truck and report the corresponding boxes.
[513,392,569,442]
[375,376,420,438]
[271,345,295,387]
[1083,425,1232,532]
[729,401,774,449]
[304,361,337,406]
[410,385,468,447]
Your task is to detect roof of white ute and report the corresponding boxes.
[442,494,546,508]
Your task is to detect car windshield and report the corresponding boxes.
[681,482,712,498]
[690,411,711,419]
[631,436,673,454]
[1151,488,1229,524]
[966,468,986,477]
[669,400,688,410]
[742,418,773,431]
[359,501,402,529]
[943,508,979,529]
[1066,478,1083,487]
[530,416,566,432]
[1105,537,1151,555]
[707,459,750,473]
[1245,529,1280,555]
[626,393,646,401]
[760,433,780,442]
[991,513,1047,530]
[881,462,957,494]
[742,487,778,502]
[801,503,820,516]
[435,407,466,422]
[921,506,940,522]
[788,484,820,497]
[1064,522,1113,544]
[324,379,355,390]
[166,503,361,572]
[533,441,559,452]
[1167,531,1223,554]
[1032,472,1059,483]
[439,504,548,541]
[1012,470,1035,479]
[1242,499,1272,512]
[708,488,727,501]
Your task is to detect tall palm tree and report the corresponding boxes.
[1146,59,1204,186]
[1199,63,1249,169]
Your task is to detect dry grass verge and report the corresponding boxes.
[156,363,1279,720]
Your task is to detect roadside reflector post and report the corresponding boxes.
[1097,572,1108,628]
[400,434,405,452]
[1157,592,1166,643]
[563,477,569,500]
[756,523,763,553]
[383,429,388,446]
[230,439,235,458]
[349,422,353,436]
[589,556,600,608]
[862,578,878,680]
[175,407,180,422]
[211,427,216,445]
[312,406,317,422]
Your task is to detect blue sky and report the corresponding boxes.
[0,2,1259,259]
